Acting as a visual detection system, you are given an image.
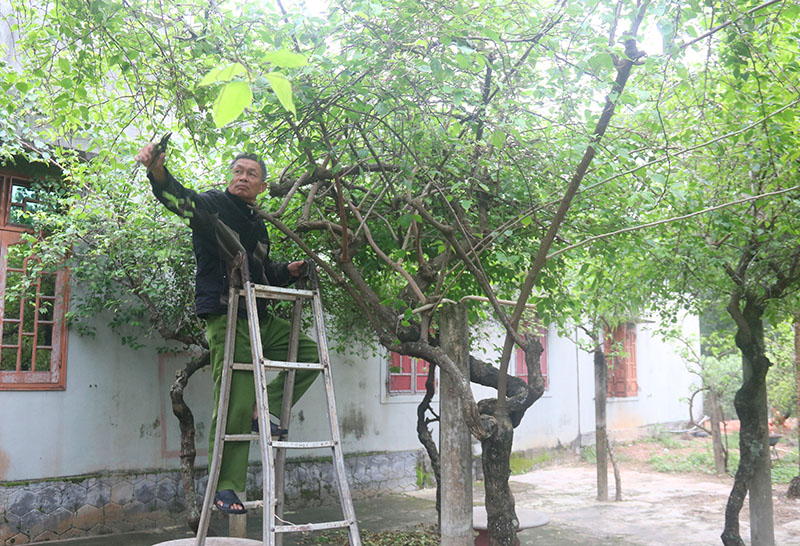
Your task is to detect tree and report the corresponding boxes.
[10,1,799,544]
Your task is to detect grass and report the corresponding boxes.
[294,526,439,545]
[644,434,800,485]
[509,451,554,475]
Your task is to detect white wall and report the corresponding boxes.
[0,306,701,482]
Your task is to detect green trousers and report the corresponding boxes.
[206,313,320,492]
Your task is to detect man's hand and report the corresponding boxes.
[134,142,167,184]
[288,260,308,278]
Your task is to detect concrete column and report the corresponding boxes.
[439,303,473,546]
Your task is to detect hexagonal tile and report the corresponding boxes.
[43,507,73,535]
[102,502,123,524]
[155,477,177,502]
[73,505,101,531]
[7,493,34,519]
[60,483,88,512]
[4,533,29,545]
[110,481,134,505]
[133,481,156,505]
[86,481,111,508]
[121,500,146,520]
[59,528,86,539]
[32,530,59,542]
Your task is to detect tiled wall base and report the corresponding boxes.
[0,450,423,544]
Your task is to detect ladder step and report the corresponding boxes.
[240,285,315,301]
[223,433,259,442]
[261,358,325,371]
[232,360,325,371]
[273,440,335,449]
[275,519,354,533]
[212,499,265,511]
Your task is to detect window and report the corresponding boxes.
[605,323,637,398]
[513,328,548,390]
[388,352,435,395]
[0,171,69,390]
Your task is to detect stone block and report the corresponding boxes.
[87,523,114,536]
[121,500,146,520]
[59,527,86,539]
[110,481,134,505]
[8,493,35,518]
[4,532,29,545]
[156,477,178,502]
[134,481,156,505]
[31,530,59,542]
[73,505,101,531]
[36,487,60,515]
[0,525,14,543]
[86,481,111,508]
[31,507,72,536]
[60,483,88,511]
[103,502,123,524]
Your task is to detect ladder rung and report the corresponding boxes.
[241,284,315,301]
[224,433,259,442]
[261,358,325,371]
[212,499,265,511]
[275,519,354,533]
[273,440,335,449]
[233,361,324,371]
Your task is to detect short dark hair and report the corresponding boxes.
[230,152,267,182]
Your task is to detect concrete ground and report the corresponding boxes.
[44,462,800,546]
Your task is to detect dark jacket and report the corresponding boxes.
[149,168,293,317]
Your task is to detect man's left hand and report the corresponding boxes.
[288,260,308,278]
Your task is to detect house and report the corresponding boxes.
[0,157,701,541]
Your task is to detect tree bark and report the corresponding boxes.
[440,304,473,546]
[416,363,441,513]
[607,437,622,501]
[481,412,516,546]
[594,348,609,501]
[721,299,774,546]
[708,389,728,475]
[170,351,210,532]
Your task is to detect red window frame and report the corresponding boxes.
[605,323,637,398]
[388,352,435,395]
[0,171,69,390]
[513,328,548,390]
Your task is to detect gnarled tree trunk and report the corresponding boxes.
[170,351,210,532]
[721,298,774,546]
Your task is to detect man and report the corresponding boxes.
[135,142,319,515]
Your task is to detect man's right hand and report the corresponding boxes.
[134,142,167,184]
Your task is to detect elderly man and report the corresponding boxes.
[135,142,319,515]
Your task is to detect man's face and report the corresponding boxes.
[228,158,266,202]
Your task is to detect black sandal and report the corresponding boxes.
[251,419,288,439]
[214,489,247,514]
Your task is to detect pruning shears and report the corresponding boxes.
[155,132,172,155]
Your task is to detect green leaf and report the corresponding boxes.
[490,128,506,148]
[198,62,247,87]
[57,58,71,73]
[212,81,253,127]
[15,81,29,93]
[265,72,296,116]
[262,49,308,68]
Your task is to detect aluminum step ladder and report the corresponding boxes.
[195,261,361,546]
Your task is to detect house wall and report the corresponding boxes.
[0,310,701,481]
